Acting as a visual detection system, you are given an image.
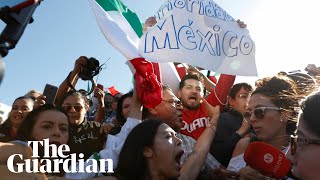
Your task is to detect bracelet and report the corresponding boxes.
[208,127,216,133]
[209,128,216,134]
[207,122,217,132]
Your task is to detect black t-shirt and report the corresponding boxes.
[210,109,243,167]
[69,118,105,160]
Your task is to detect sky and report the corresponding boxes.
[0,0,319,106]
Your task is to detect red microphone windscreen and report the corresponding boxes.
[244,142,290,178]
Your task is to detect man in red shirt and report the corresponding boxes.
[178,73,235,139]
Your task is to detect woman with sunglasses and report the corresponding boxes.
[0,96,34,142]
[226,75,300,179]
[286,90,320,180]
[62,91,106,160]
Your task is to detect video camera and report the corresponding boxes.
[67,57,102,96]
[78,57,101,81]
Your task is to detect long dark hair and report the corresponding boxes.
[116,119,164,180]
[2,96,34,127]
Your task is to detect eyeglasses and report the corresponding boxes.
[290,135,320,155]
[162,99,182,107]
[243,107,281,122]
[238,93,249,99]
[62,105,83,112]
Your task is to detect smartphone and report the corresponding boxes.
[43,84,58,105]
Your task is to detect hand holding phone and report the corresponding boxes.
[43,84,58,105]
[93,84,105,105]
[97,83,104,91]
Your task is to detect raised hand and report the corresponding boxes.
[237,19,247,28]
[143,16,157,33]
[237,117,251,138]
[74,56,88,74]
[33,94,46,109]
[94,87,105,105]
[187,66,202,76]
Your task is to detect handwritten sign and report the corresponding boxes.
[138,0,257,76]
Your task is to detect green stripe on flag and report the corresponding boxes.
[95,0,143,37]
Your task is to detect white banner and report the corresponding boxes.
[138,0,257,76]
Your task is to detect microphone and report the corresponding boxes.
[244,141,290,178]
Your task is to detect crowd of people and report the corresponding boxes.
[1,19,320,180]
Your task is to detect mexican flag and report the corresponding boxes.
[88,0,142,60]
[88,0,181,94]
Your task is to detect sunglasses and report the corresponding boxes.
[162,99,182,107]
[62,105,83,112]
[243,107,281,122]
[290,135,320,155]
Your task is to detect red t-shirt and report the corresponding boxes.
[180,74,235,139]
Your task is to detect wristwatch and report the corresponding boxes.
[235,131,244,138]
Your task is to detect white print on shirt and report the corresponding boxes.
[73,132,98,144]
[181,117,210,133]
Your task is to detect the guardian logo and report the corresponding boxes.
[7,139,113,173]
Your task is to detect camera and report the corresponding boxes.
[78,57,101,80]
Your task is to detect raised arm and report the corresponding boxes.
[187,66,216,92]
[143,16,157,34]
[54,56,87,106]
[206,74,236,110]
[179,98,220,180]
[94,87,106,123]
